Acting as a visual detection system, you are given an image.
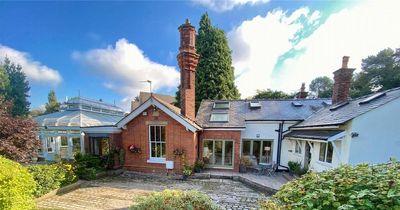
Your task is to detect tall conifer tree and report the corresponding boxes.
[45,90,60,114]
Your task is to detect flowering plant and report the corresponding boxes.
[128,145,141,154]
[173,148,185,157]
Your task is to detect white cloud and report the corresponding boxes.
[229,0,400,97]
[0,45,62,85]
[72,38,179,110]
[228,7,312,97]
[193,0,269,12]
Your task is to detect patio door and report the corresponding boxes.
[203,140,234,169]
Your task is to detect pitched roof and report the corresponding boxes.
[131,92,176,111]
[195,99,330,128]
[284,130,345,141]
[294,87,400,128]
[117,96,201,132]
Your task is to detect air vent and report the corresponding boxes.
[329,101,349,111]
[213,101,230,109]
[359,92,386,105]
[292,101,303,107]
[249,101,261,108]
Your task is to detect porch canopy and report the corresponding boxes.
[284,130,345,141]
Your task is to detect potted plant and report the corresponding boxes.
[128,145,141,154]
[193,159,205,173]
[182,164,193,180]
[239,156,252,173]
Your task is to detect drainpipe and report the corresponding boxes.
[276,121,289,171]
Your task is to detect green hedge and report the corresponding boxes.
[260,160,400,210]
[74,153,105,180]
[0,156,36,210]
[28,163,78,197]
[130,189,220,210]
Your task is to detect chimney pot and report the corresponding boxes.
[342,56,350,68]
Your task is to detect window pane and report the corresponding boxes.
[203,141,214,165]
[210,113,229,122]
[261,141,273,163]
[161,143,166,158]
[242,141,251,156]
[72,137,81,154]
[161,126,165,142]
[213,102,229,109]
[326,142,333,163]
[295,141,302,154]
[224,141,233,166]
[155,126,159,141]
[253,141,261,163]
[214,141,223,165]
[319,143,327,162]
[150,126,155,141]
[151,143,157,157]
[61,136,68,146]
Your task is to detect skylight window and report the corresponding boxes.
[210,113,229,122]
[249,101,261,108]
[292,102,303,107]
[359,92,386,105]
[329,101,349,111]
[213,101,230,109]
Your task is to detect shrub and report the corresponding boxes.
[260,160,400,210]
[194,159,205,173]
[76,167,97,180]
[0,156,36,210]
[288,161,308,176]
[130,189,220,210]
[74,153,104,170]
[58,163,78,186]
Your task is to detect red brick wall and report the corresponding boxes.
[121,106,198,174]
[199,130,241,172]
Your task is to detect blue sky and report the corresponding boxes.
[0,0,398,111]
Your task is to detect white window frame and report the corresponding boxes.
[241,139,273,164]
[319,142,333,163]
[210,113,229,122]
[148,125,166,163]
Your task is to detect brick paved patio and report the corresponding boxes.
[37,172,272,210]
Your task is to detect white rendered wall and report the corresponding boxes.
[348,98,400,165]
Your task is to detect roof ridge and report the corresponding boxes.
[202,98,330,102]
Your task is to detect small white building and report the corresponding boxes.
[282,57,400,172]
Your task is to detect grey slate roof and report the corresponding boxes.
[294,87,400,128]
[284,130,344,141]
[196,99,330,128]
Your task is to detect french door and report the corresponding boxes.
[203,140,234,168]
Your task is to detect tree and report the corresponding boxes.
[309,76,333,98]
[2,58,30,117]
[252,89,293,99]
[0,66,9,97]
[351,48,400,97]
[45,90,60,114]
[0,97,40,163]
[194,13,240,110]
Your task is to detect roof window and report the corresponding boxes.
[291,101,303,107]
[213,101,230,109]
[210,113,229,122]
[249,101,261,108]
[359,92,386,105]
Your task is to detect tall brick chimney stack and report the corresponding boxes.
[332,56,355,104]
[177,19,200,120]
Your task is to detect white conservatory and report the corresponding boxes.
[34,97,124,161]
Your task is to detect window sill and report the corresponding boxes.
[316,160,333,167]
[147,158,166,164]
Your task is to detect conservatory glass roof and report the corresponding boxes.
[34,97,125,127]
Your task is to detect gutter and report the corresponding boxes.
[275,121,289,171]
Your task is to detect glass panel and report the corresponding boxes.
[213,102,229,109]
[155,126,159,141]
[210,113,229,122]
[242,140,251,156]
[161,126,165,142]
[319,143,327,162]
[295,141,302,154]
[326,143,333,163]
[203,140,214,165]
[224,141,233,166]
[214,141,223,165]
[252,141,261,163]
[151,143,157,157]
[101,138,110,156]
[61,136,68,147]
[72,137,81,154]
[161,143,166,158]
[47,137,55,153]
[151,126,155,141]
[261,141,272,163]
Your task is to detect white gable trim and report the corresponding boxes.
[327,131,346,142]
[116,98,199,132]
